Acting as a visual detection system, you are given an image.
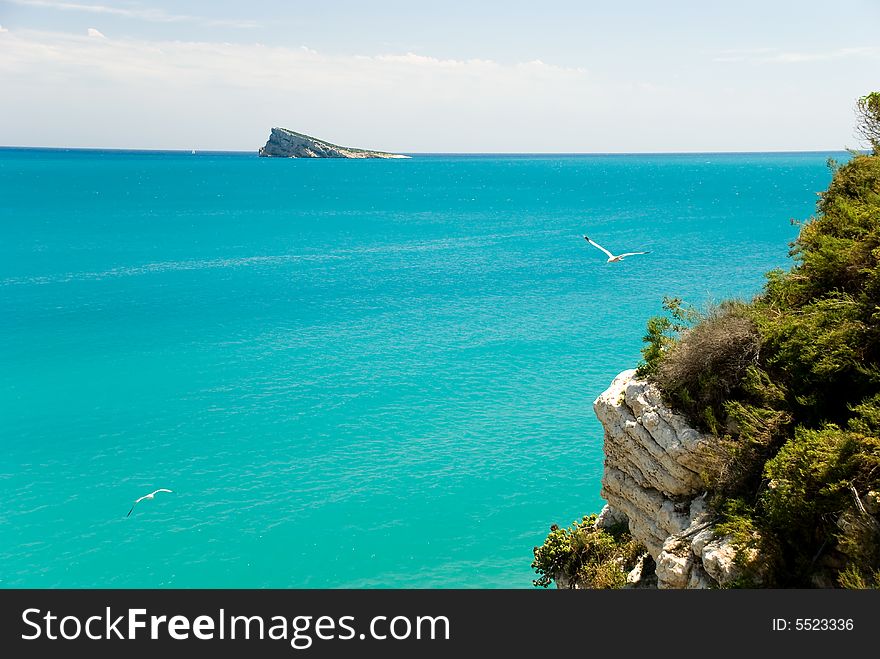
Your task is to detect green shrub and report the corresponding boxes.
[772,154,880,308]
[835,509,880,589]
[712,498,782,587]
[762,427,858,538]
[532,515,645,588]
[759,422,879,583]
[838,564,880,589]
[702,393,791,500]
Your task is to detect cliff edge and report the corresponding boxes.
[536,99,880,589]
[591,369,764,588]
[258,128,410,159]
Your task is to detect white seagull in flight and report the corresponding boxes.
[127,488,173,517]
[583,235,650,262]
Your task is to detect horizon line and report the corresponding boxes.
[0,145,858,156]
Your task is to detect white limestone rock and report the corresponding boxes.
[701,537,741,586]
[690,526,717,558]
[655,538,694,589]
[590,369,766,589]
[594,504,628,530]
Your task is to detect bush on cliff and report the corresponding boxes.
[652,301,760,434]
[531,515,645,589]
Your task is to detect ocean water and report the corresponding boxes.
[0,149,842,588]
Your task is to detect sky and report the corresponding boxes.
[0,0,878,152]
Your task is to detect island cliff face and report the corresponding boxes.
[591,369,763,588]
[258,128,410,159]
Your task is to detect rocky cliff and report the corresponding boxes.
[258,128,410,159]
[591,370,763,588]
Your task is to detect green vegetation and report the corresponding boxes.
[633,94,880,588]
[533,93,880,588]
[531,515,645,589]
[638,299,760,434]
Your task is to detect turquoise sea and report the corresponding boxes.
[0,149,843,588]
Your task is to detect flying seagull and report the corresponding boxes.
[127,488,173,517]
[583,235,649,262]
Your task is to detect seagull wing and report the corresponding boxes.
[583,236,615,259]
[617,251,650,258]
[127,489,172,517]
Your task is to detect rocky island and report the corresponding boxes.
[258,127,409,159]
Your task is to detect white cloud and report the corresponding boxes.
[0,28,868,152]
[715,46,880,64]
[767,47,880,63]
[86,27,105,38]
[0,29,591,92]
[0,24,8,32]
[0,29,610,150]
[6,0,258,28]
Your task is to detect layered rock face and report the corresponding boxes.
[592,370,758,588]
[258,128,410,159]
